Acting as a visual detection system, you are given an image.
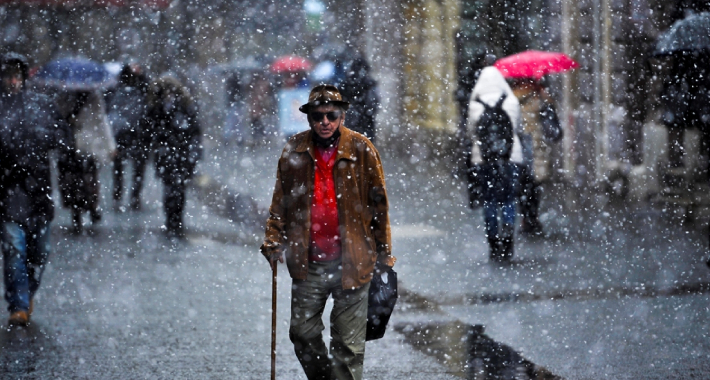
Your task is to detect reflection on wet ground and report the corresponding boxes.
[0,324,59,377]
[396,288,563,379]
[394,321,561,380]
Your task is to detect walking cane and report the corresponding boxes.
[271,260,277,380]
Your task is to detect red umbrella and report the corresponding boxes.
[270,55,312,74]
[494,50,579,80]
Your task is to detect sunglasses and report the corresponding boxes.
[310,111,342,122]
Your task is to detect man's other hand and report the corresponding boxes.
[374,262,391,275]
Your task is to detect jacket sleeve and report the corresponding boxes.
[96,95,117,152]
[260,157,286,260]
[188,105,203,164]
[51,102,72,153]
[367,144,395,268]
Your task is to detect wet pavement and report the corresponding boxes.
[1,137,709,379]
[0,141,458,380]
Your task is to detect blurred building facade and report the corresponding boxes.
[335,0,710,210]
[1,0,708,209]
[358,0,710,210]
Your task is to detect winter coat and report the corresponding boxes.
[340,58,379,142]
[148,90,202,182]
[513,85,554,181]
[467,66,523,165]
[661,52,710,130]
[74,91,116,165]
[0,90,69,227]
[106,84,150,158]
[261,126,395,290]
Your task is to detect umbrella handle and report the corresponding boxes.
[271,261,277,380]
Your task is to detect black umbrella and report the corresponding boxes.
[654,12,710,56]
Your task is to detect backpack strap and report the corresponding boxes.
[474,96,489,110]
[475,94,507,109]
[494,93,507,109]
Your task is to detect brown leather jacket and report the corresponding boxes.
[261,126,395,289]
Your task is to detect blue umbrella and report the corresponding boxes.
[33,57,116,91]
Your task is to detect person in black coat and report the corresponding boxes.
[106,64,151,211]
[0,53,69,326]
[146,76,202,238]
[340,56,379,143]
[56,89,116,234]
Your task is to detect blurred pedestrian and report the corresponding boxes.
[467,67,525,262]
[147,76,202,238]
[0,53,69,326]
[660,50,710,172]
[340,56,379,143]
[452,48,495,190]
[223,71,249,145]
[261,84,395,380]
[247,72,275,139]
[277,68,311,138]
[57,89,116,234]
[106,63,151,211]
[510,78,562,235]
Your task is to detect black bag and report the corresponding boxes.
[366,267,398,341]
[540,102,563,143]
[475,94,514,162]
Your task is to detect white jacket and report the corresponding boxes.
[467,66,523,164]
[75,91,116,165]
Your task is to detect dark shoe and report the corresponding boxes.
[90,208,102,224]
[491,240,513,263]
[706,257,710,269]
[8,310,29,326]
[129,198,141,211]
[501,237,514,261]
[499,223,514,261]
[165,226,186,240]
[521,218,543,236]
[71,211,83,235]
[489,237,504,263]
[71,224,83,235]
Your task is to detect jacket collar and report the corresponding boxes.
[294,126,357,162]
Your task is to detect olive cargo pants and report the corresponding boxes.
[289,258,370,380]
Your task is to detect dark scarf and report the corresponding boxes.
[312,127,341,148]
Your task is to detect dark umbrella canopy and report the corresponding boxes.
[654,12,710,56]
[33,57,116,91]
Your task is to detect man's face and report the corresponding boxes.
[308,104,344,140]
[2,67,23,94]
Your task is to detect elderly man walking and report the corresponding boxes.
[261,84,395,380]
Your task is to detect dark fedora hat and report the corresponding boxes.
[299,84,350,114]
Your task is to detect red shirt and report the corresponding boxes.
[309,142,341,261]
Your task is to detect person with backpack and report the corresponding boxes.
[466,66,525,262]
